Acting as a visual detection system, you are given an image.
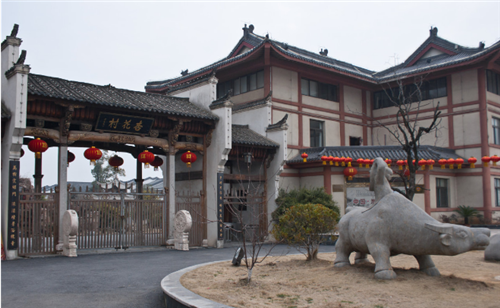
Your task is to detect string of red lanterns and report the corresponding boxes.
[151,156,164,171]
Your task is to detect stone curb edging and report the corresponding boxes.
[161,260,234,308]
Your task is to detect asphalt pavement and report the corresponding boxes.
[1,244,336,308]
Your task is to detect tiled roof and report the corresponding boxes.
[288,145,463,164]
[146,27,500,89]
[232,124,279,148]
[28,74,218,121]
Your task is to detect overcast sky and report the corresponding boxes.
[2,1,500,186]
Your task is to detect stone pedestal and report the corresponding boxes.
[174,210,192,251]
[62,210,78,257]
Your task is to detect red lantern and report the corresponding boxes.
[150,156,164,171]
[340,156,346,167]
[455,158,464,169]
[447,158,455,169]
[491,155,500,166]
[427,159,435,170]
[438,159,447,169]
[109,155,124,170]
[482,156,491,167]
[20,148,25,158]
[301,152,308,162]
[404,168,410,178]
[397,160,404,170]
[357,158,364,167]
[67,151,75,166]
[345,157,353,167]
[328,156,334,166]
[418,159,427,170]
[138,150,155,168]
[343,167,358,181]
[333,157,340,166]
[181,150,197,168]
[84,146,102,165]
[468,157,477,168]
[385,158,392,167]
[28,138,48,159]
[369,159,375,167]
[321,156,328,165]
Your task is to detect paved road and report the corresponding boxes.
[1,244,336,308]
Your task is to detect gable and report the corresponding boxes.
[421,48,445,59]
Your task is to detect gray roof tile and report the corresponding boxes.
[288,145,464,164]
[28,74,218,121]
[232,124,279,148]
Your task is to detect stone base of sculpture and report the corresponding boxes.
[173,210,192,251]
[62,210,79,257]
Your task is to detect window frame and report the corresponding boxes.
[493,117,500,145]
[436,178,449,208]
[309,119,324,148]
[301,78,338,102]
[487,70,500,95]
[495,178,500,207]
[373,77,447,110]
[216,70,265,99]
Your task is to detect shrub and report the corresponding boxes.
[272,203,338,261]
[272,188,340,221]
[454,205,479,225]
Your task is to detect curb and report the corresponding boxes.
[161,260,234,308]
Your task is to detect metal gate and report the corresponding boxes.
[175,190,204,247]
[18,188,59,256]
[69,189,167,249]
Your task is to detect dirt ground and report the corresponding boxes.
[181,251,500,308]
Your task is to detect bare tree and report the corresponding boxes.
[373,75,442,201]
[223,152,281,283]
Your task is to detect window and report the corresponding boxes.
[350,137,362,146]
[301,78,338,102]
[494,117,500,145]
[216,70,264,98]
[487,70,500,95]
[436,178,449,208]
[310,120,324,147]
[496,179,500,207]
[374,77,447,110]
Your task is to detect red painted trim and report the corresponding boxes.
[299,172,325,177]
[371,108,480,128]
[264,45,271,97]
[490,144,500,150]
[453,100,480,108]
[407,43,457,67]
[287,145,306,150]
[424,170,430,214]
[297,72,303,147]
[478,68,492,223]
[280,173,300,177]
[450,144,482,150]
[229,42,255,58]
[488,100,500,109]
[339,85,345,146]
[447,76,454,148]
[490,171,500,176]
[362,90,368,145]
[324,166,332,194]
[273,97,365,120]
[430,207,500,212]
[455,172,485,177]
[272,106,365,127]
[429,171,456,177]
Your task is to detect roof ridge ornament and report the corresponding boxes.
[429,26,438,37]
[319,48,328,56]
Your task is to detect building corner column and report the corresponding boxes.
[55,144,68,252]
[478,68,492,224]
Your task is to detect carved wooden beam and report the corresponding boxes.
[24,127,203,152]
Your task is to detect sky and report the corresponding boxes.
[2,1,500,186]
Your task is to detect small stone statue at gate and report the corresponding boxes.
[174,210,192,251]
[62,210,79,257]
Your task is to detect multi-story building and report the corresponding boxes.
[146,25,500,225]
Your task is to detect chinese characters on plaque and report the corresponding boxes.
[8,161,19,250]
[217,173,224,241]
[95,112,154,135]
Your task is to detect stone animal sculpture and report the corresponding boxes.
[334,157,490,279]
[484,233,500,261]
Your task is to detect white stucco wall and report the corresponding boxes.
[272,66,298,103]
[274,109,298,147]
[232,105,270,136]
[453,112,481,147]
[344,85,362,114]
[231,88,265,104]
[452,69,479,104]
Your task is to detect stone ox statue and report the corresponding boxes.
[334,157,490,279]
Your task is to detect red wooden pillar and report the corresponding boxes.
[478,68,492,224]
